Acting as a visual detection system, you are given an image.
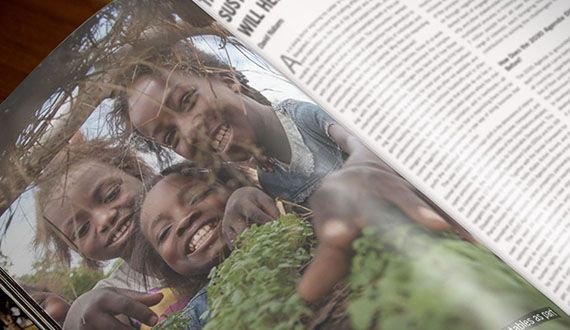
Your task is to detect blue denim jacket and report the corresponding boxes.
[258,99,345,205]
[182,286,209,330]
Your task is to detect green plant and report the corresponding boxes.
[347,206,570,330]
[181,209,570,330]
[17,255,104,300]
[205,214,315,330]
[153,311,193,330]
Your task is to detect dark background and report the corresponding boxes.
[0,0,110,101]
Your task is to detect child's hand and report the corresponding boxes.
[222,187,280,247]
[63,287,162,330]
[298,165,450,303]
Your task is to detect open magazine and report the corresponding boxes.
[0,0,569,329]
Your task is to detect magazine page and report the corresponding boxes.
[0,267,59,329]
[193,0,570,317]
[0,0,568,329]
[0,286,40,329]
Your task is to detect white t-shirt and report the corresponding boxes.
[93,260,163,292]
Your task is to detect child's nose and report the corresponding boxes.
[92,208,118,234]
[176,210,202,236]
[176,114,207,143]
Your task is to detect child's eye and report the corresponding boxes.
[74,222,90,240]
[157,225,172,244]
[163,128,178,148]
[180,89,196,110]
[103,184,121,203]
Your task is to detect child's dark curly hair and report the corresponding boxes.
[129,161,251,293]
[34,138,154,268]
[107,38,271,164]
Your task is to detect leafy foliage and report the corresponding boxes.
[205,214,315,330]
[0,251,13,273]
[347,206,570,330]
[17,255,104,301]
[186,210,570,329]
[153,311,193,330]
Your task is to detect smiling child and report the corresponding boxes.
[130,162,278,329]
[34,138,174,328]
[110,40,345,204]
[39,140,277,329]
[140,164,233,277]
[35,138,157,287]
[110,39,452,303]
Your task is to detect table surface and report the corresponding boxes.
[0,0,110,102]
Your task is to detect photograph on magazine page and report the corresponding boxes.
[0,0,568,329]
[0,287,38,329]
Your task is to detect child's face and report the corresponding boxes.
[140,173,231,276]
[43,161,142,261]
[128,71,257,162]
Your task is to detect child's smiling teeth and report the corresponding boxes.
[188,223,215,253]
[111,222,130,243]
[211,124,230,152]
